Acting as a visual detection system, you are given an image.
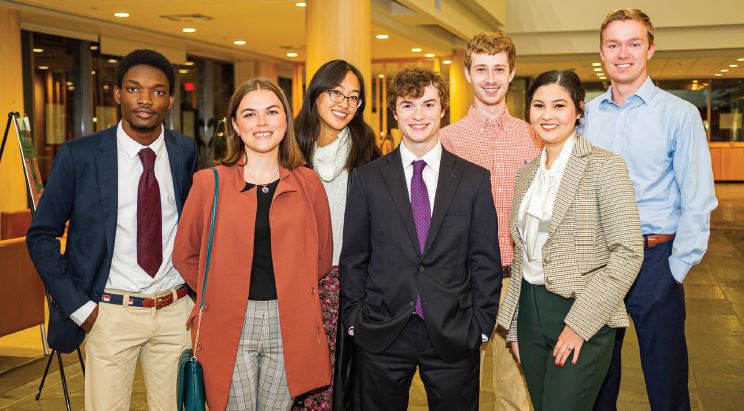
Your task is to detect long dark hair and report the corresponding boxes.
[295,59,380,170]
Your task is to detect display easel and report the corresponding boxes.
[2,112,85,411]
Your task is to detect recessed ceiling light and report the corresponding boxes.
[375,34,389,40]
[114,12,129,18]
[65,81,73,86]
[233,40,247,46]
[182,27,196,33]
[692,79,699,83]
[38,66,49,70]
[179,69,189,74]
[296,2,306,6]
[593,68,602,72]
[738,58,744,61]
[107,59,118,64]
[592,62,602,67]
[715,73,723,76]
[424,53,435,58]
[411,48,423,53]
[184,61,194,66]
[90,45,99,50]
[378,74,385,78]
[287,52,298,57]
[91,70,96,75]
[442,59,452,65]
[730,64,739,67]
[33,48,44,53]
[721,69,730,72]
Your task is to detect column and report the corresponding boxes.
[256,61,278,84]
[449,49,473,123]
[305,0,371,121]
[234,60,256,86]
[292,63,304,115]
[0,6,28,219]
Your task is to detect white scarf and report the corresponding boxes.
[313,128,351,182]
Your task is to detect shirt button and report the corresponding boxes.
[616,135,621,139]
[496,163,502,168]
[410,301,415,306]
[418,265,425,272]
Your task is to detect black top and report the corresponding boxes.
[242,179,280,301]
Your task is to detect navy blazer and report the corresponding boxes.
[26,126,197,353]
[339,147,503,362]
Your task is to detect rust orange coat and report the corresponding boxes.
[174,164,333,410]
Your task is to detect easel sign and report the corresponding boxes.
[12,113,44,210]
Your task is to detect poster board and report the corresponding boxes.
[12,114,45,211]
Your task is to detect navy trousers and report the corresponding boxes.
[594,241,691,411]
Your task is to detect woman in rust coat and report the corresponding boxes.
[174,78,333,410]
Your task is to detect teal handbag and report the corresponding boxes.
[177,167,219,411]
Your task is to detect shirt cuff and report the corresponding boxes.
[669,255,692,284]
[348,326,354,336]
[69,300,97,327]
[482,333,489,342]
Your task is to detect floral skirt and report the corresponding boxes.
[293,266,339,410]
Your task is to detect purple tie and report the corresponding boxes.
[137,148,162,277]
[411,160,430,318]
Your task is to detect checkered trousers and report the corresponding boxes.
[227,300,293,411]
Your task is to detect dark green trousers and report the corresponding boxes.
[517,281,615,411]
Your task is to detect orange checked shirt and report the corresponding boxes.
[440,106,543,266]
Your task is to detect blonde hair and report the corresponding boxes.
[222,78,304,169]
[600,8,655,46]
[465,32,516,70]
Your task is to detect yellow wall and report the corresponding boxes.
[0,7,28,231]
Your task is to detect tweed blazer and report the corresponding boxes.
[496,135,643,341]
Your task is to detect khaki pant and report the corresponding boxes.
[482,278,532,411]
[85,289,193,411]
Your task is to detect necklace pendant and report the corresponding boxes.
[261,185,270,194]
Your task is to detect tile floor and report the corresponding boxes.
[1,183,743,410]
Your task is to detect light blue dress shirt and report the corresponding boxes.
[584,77,717,283]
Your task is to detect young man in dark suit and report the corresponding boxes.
[27,49,197,410]
[340,67,502,410]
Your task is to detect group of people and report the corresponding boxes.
[26,7,716,411]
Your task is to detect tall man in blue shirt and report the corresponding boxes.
[585,9,717,411]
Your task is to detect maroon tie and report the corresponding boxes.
[137,148,162,277]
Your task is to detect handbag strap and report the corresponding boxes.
[193,167,219,360]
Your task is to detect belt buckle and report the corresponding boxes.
[153,294,173,309]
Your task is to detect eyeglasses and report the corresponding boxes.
[327,89,362,108]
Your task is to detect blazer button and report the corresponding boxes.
[315,325,320,334]
[418,265,424,272]
[543,257,550,265]
[546,277,554,285]
[409,301,414,306]
[311,287,315,295]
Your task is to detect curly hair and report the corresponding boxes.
[387,68,448,112]
[465,32,516,70]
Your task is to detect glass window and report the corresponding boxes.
[91,47,121,132]
[710,79,744,142]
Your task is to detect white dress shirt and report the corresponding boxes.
[70,122,184,325]
[518,134,576,285]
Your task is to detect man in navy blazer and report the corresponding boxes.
[340,68,502,410]
[27,49,197,410]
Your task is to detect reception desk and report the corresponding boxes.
[709,142,744,181]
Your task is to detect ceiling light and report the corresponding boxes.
[738,58,744,61]
[185,61,194,66]
[90,45,99,51]
[378,74,385,78]
[424,53,435,58]
[715,73,723,76]
[233,40,247,46]
[107,58,118,64]
[442,59,452,65]
[287,52,298,57]
[721,69,729,72]
[38,66,49,70]
[375,34,389,40]
[179,69,189,74]
[296,2,306,6]
[593,68,602,72]
[182,27,196,33]
[411,48,423,53]
[33,48,44,53]
[65,81,73,86]
[113,12,129,18]
[692,79,699,83]
[592,62,601,67]
[730,64,739,67]
[91,70,96,75]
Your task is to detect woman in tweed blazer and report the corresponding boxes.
[496,70,643,411]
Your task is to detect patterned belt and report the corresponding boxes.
[643,234,676,248]
[100,285,188,309]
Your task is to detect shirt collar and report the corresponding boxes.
[601,76,657,107]
[399,138,442,174]
[116,121,165,160]
[465,105,513,130]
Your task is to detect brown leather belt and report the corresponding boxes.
[643,234,676,248]
[100,285,189,309]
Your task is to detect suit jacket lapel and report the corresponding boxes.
[510,159,539,246]
[95,127,118,257]
[164,131,185,214]
[381,148,421,256]
[423,149,461,256]
[547,136,593,238]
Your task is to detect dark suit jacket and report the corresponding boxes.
[340,146,502,362]
[26,126,197,353]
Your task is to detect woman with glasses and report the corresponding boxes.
[293,59,380,410]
